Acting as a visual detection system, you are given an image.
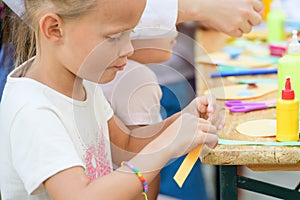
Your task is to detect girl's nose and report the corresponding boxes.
[119,40,134,58]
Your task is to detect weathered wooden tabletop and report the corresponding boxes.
[195,64,300,171]
[194,29,300,171]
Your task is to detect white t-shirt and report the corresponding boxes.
[0,63,114,199]
[101,60,162,125]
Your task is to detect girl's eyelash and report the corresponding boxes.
[108,30,131,41]
[109,33,122,40]
[109,37,119,41]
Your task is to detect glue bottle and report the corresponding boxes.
[266,0,286,43]
[277,30,300,105]
[276,77,299,142]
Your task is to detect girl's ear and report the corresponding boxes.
[39,13,64,44]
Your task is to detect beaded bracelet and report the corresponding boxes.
[121,161,149,200]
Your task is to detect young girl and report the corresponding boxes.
[0,0,221,200]
[101,27,179,199]
[101,25,226,200]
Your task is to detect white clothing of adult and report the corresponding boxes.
[131,0,178,40]
[0,61,114,199]
[101,60,162,125]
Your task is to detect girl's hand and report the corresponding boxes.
[152,113,218,158]
[182,94,225,130]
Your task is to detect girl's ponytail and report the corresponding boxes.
[2,3,35,68]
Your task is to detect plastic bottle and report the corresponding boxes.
[276,77,299,142]
[263,0,272,20]
[262,0,273,20]
[266,0,286,43]
[277,30,300,104]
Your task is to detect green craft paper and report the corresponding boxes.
[250,55,280,65]
[218,138,300,146]
[235,78,278,84]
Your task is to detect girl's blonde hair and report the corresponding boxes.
[4,0,97,67]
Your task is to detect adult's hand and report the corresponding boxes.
[178,0,263,37]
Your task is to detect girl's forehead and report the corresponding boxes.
[97,0,146,29]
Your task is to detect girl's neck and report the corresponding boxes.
[25,57,87,101]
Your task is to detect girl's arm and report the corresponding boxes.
[44,137,170,200]
[109,112,180,153]
[109,95,224,164]
[45,114,217,200]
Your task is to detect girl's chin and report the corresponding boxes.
[98,73,117,84]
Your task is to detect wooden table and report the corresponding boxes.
[195,30,300,199]
[195,64,300,199]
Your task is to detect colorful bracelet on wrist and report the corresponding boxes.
[121,161,148,200]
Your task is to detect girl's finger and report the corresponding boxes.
[198,103,208,114]
[199,124,217,134]
[196,132,218,149]
[206,94,216,113]
[217,114,226,130]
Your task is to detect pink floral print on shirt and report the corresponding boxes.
[85,132,112,182]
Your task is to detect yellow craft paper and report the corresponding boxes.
[173,145,202,188]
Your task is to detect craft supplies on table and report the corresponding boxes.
[205,83,278,100]
[218,139,300,146]
[277,30,300,103]
[276,77,299,142]
[235,119,277,137]
[235,78,277,84]
[269,43,287,57]
[197,51,274,69]
[235,118,300,138]
[210,67,277,78]
[225,100,276,113]
[266,0,286,43]
[194,27,300,200]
